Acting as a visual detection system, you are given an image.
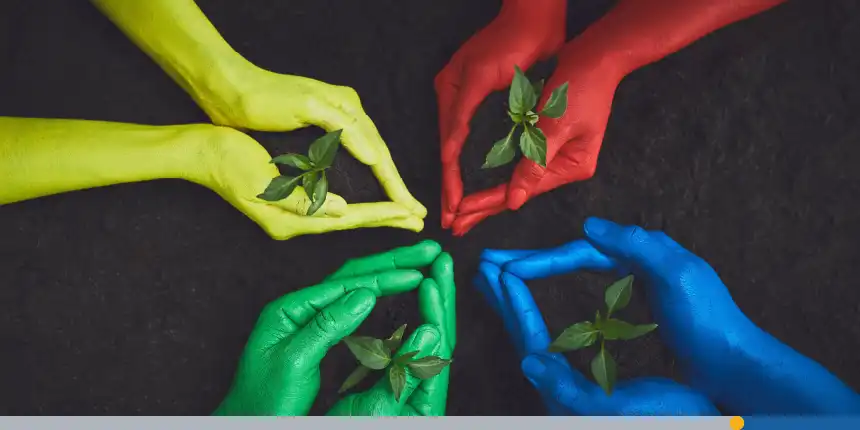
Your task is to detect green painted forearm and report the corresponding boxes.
[0,117,211,204]
[90,0,249,110]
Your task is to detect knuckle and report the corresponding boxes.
[311,310,340,337]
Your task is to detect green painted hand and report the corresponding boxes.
[326,252,456,416]
[213,241,444,416]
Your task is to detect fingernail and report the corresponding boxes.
[584,217,611,237]
[345,290,374,315]
[507,188,528,210]
[521,355,546,378]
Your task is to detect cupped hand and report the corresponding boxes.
[486,217,760,392]
[196,126,424,240]
[435,1,566,228]
[473,261,717,415]
[213,270,425,416]
[450,42,625,236]
[203,66,426,219]
[323,242,456,416]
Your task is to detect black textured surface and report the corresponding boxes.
[1,0,859,416]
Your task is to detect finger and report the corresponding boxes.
[434,62,462,146]
[451,205,505,236]
[473,262,505,316]
[474,263,526,355]
[271,187,347,217]
[503,240,618,280]
[480,249,542,266]
[359,215,424,232]
[458,184,506,214]
[500,273,551,354]
[326,240,443,281]
[441,196,456,230]
[408,278,453,416]
[429,253,456,348]
[366,324,443,407]
[293,202,417,237]
[582,217,671,268]
[267,270,423,328]
[521,353,598,414]
[369,157,428,218]
[287,288,376,367]
[441,69,496,216]
[508,132,603,210]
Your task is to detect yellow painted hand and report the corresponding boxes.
[91,0,427,220]
[202,127,424,240]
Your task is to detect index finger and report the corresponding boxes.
[369,154,428,218]
[264,270,424,329]
[503,240,618,280]
[326,240,442,281]
[500,273,551,355]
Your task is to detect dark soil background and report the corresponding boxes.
[1,0,859,415]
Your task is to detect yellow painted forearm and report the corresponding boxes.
[90,0,249,115]
[0,117,210,204]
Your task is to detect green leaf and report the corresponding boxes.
[539,82,569,118]
[519,124,547,167]
[271,153,313,170]
[533,79,545,98]
[302,171,320,203]
[591,345,617,396]
[308,129,343,168]
[338,365,371,393]
[508,111,524,124]
[389,363,407,402]
[406,355,452,380]
[394,350,420,365]
[509,65,537,115]
[482,126,519,169]
[547,322,599,352]
[383,324,407,352]
[604,275,634,317]
[526,112,539,126]
[600,319,658,340]
[257,175,302,201]
[343,336,391,370]
[305,172,328,216]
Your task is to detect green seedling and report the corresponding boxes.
[483,66,569,169]
[257,129,343,215]
[339,324,452,401]
[547,275,658,396]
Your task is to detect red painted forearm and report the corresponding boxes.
[499,0,567,24]
[561,0,787,76]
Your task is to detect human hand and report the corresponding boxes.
[435,0,566,228]
[203,66,426,219]
[213,270,424,416]
[325,249,456,416]
[473,260,718,415]
[488,217,760,395]
[449,41,626,236]
[196,126,423,240]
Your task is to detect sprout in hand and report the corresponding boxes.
[483,66,569,169]
[339,324,452,401]
[257,129,343,216]
[547,275,658,396]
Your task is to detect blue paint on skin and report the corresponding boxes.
[474,217,860,415]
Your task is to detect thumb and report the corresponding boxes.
[582,217,669,269]
[521,354,597,414]
[288,288,376,367]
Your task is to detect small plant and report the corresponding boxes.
[482,66,569,169]
[547,275,658,396]
[339,324,452,401]
[257,129,343,215]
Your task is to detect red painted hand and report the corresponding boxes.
[434,0,566,229]
[451,43,624,236]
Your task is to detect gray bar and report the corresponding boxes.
[0,416,733,430]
